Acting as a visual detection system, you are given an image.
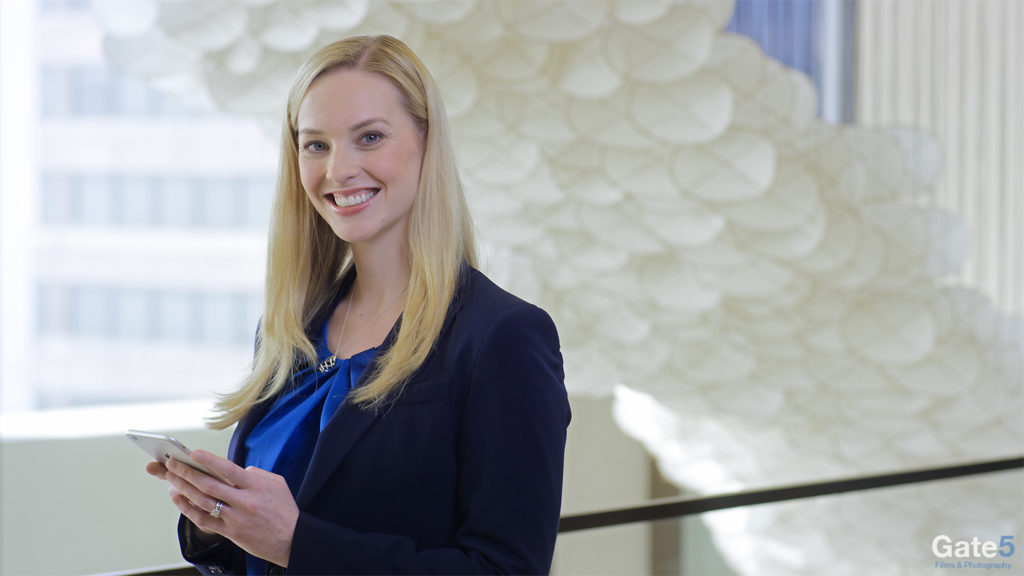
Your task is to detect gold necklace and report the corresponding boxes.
[317,295,352,373]
[317,286,397,373]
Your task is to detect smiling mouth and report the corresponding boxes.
[332,189,379,208]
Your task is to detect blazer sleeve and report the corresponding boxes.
[178,515,245,575]
[287,302,571,575]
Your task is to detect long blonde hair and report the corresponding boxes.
[208,35,476,429]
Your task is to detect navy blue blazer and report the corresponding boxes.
[180,268,571,575]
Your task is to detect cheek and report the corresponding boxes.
[397,146,424,191]
[298,160,321,196]
[372,154,417,193]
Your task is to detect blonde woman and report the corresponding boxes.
[146,35,570,575]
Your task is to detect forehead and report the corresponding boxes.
[297,68,408,129]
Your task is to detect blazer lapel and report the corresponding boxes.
[295,400,379,507]
[293,312,401,508]
[292,266,473,508]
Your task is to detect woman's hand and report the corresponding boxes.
[145,451,299,567]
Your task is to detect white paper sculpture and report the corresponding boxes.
[93,0,1023,573]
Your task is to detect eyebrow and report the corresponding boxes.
[298,117,392,136]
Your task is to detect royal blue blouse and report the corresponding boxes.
[243,319,376,574]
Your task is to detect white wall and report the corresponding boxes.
[552,396,651,575]
[0,426,233,575]
[1,396,652,575]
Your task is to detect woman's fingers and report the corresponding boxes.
[151,453,297,565]
[165,459,234,515]
[146,455,234,539]
[190,450,246,488]
[160,460,297,565]
[172,491,227,535]
[166,458,235,499]
[206,466,298,566]
[145,460,168,480]
[147,459,222,521]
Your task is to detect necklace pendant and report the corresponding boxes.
[318,355,337,374]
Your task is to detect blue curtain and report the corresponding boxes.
[727,0,855,122]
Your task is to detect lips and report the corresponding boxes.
[330,188,379,208]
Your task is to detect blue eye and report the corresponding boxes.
[361,132,382,145]
[300,140,327,153]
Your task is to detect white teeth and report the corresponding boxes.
[333,189,378,207]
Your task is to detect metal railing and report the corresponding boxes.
[103,455,1023,576]
[559,455,1024,532]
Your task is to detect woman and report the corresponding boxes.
[147,35,570,575]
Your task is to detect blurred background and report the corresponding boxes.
[1,0,1020,574]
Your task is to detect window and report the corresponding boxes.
[727,0,856,123]
[1,1,277,418]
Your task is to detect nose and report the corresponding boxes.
[326,147,359,183]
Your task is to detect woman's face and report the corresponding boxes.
[296,68,424,251]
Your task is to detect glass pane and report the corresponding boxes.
[39,172,73,225]
[243,176,274,230]
[121,174,154,226]
[157,177,197,228]
[73,66,109,116]
[36,283,68,334]
[39,66,69,117]
[198,292,237,343]
[77,173,111,226]
[199,178,235,228]
[117,74,154,117]
[69,285,110,336]
[113,287,153,339]
[155,291,194,341]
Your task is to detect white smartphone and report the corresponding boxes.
[126,430,231,484]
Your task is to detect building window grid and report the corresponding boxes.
[38,0,89,14]
[39,64,204,118]
[29,14,271,398]
[37,283,262,346]
[38,172,274,230]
